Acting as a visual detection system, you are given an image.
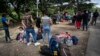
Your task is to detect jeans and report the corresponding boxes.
[4,28,11,42]
[42,25,51,43]
[26,28,37,43]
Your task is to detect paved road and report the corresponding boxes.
[86,19,100,56]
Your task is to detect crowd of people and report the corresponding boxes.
[1,9,99,47]
[52,10,99,31]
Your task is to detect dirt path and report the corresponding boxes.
[0,22,89,56]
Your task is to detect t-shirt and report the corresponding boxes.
[22,15,33,28]
[42,16,51,29]
[76,14,82,21]
[93,12,99,18]
[82,13,88,22]
[1,17,8,28]
[42,16,51,26]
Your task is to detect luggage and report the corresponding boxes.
[49,36,59,52]
[40,36,60,56]
[71,36,79,45]
[65,38,73,47]
[39,45,53,56]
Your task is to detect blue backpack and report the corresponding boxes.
[71,36,79,45]
[49,36,59,52]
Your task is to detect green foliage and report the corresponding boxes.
[0,0,95,22]
[78,3,94,11]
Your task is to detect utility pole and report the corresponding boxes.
[36,0,39,17]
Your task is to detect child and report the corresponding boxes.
[16,26,26,43]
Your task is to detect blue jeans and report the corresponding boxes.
[42,25,51,43]
[26,28,37,43]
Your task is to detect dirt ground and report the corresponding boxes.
[0,22,89,56]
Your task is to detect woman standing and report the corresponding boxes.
[75,11,82,29]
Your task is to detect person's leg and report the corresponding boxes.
[76,21,78,29]
[26,29,30,43]
[86,23,88,31]
[6,29,11,40]
[30,29,37,43]
[79,21,81,29]
[92,18,95,25]
[42,29,47,43]
[91,18,94,25]
[4,30,8,42]
[47,28,51,44]
[77,21,80,29]
[94,18,97,25]
[83,23,85,30]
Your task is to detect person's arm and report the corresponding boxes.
[22,17,26,28]
[30,15,35,27]
[49,18,53,25]
[30,15,34,23]
[3,18,9,25]
[41,17,43,26]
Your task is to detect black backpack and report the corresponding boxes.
[39,45,53,56]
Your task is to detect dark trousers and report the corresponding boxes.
[91,17,97,25]
[53,19,57,24]
[4,29,11,42]
[83,22,88,31]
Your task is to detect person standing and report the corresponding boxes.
[91,10,99,25]
[22,9,37,46]
[36,17,41,29]
[57,11,61,23]
[72,13,77,24]
[41,13,52,44]
[75,11,82,29]
[52,13,57,24]
[82,10,89,31]
[1,13,12,43]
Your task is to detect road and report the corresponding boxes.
[86,18,100,56]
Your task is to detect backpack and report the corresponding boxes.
[49,36,59,52]
[39,45,53,56]
[71,36,79,45]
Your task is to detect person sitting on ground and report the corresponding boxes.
[18,26,26,42]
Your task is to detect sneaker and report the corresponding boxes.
[34,42,41,46]
[27,42,32,46]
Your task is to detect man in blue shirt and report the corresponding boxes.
[1,13,12,42]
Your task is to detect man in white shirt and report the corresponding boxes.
[41,13,52,44]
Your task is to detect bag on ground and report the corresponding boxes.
[39,45,53,56]
[71,36,79,45]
